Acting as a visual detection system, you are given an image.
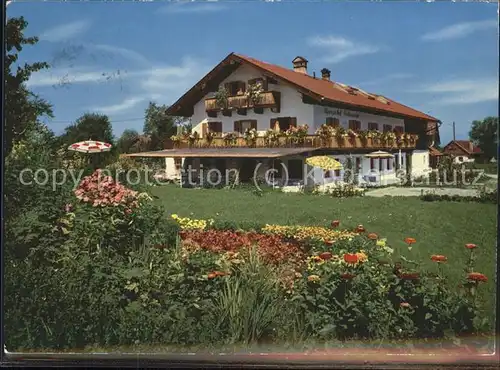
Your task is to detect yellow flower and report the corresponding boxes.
[376,238,387,248]
[356,252,368,263]
[307,275,320,282]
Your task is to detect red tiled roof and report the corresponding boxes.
[233,53,439,122]
[429,146,445,156]
[443,140,480,155]
[167,52,440,122]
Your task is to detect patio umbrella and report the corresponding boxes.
[305,156,343,170]
[68,139,112,153]
[68,139,112,170]
[364,150,394,159]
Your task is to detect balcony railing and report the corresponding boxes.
[205,91,281,112]
[166,135,418,150]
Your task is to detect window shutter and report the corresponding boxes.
[250,120,257,130]
[290,117,297,128]
[216,122,223,133]
[238,81,246,93]
[234,121,241,133]
[271,119,276,129]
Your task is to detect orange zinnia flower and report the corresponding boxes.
[214,271,227,277]
[331,220,340,228]
[431,255,447,263]
[207,272,217,279]
[465,243,477,249]
[356,225,365,233]
[319,252,333,260]
[404,237,416,245]
[467,272,488,282]
[367,233,378,240]
[311,256,323,263]
[341,273,356,280]
[343,253,359,264]
[400,302,411,308]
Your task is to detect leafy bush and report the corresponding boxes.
[420,189,497,204]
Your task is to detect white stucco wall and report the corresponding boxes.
[190,64,314,135]
[410,150,432,177]
[312,105,405,132]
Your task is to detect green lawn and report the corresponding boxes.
[150,185,497,320]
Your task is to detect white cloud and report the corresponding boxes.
[90,97,146,115]
[307,35,381,64]
[26,68,125,88]
[410,78,498,105]
[158,2,226,14]
[421,20,497,42]
[40,20,90,42]
[359,73,414,87]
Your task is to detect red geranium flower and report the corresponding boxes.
[465,243,477,249]
[319,252,333,260]
[399,272,420,280]
[404,237,416,245]
[431,255,447,263]
[367,233,378,240]
[341,273,355,280]
[331,220,340,228]
[467,272,488,282]
[343,253,359,264]
[214,271,227,277]
[356,225,365,233]
[207,272,217,279]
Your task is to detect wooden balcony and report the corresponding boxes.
[205,91,281,112]
[167,135,418,150]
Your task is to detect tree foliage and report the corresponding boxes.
[469,116,498,159]
[4,16,54,156]
[143,102,178,151]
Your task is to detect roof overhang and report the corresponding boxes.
[124,147,319,158]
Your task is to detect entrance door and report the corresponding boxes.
[287,159,304,181]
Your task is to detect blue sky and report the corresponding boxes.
[8,0,498,144]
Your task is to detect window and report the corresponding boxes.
[324,170,331,178]
[326,117,340,128]
[379,159,383,172]
[271,117,297,131]
[395,155,399,169]
[370,158,375,170]
[334,158,341,177]
[248,77,268,91]
[234,120,257,134]
[458,156,464,162]
[387,157,390,170]
[288,159,304,180]
[174,158,182,170]
[394,126,404,134]
[383,124,392,133]
[225,81,245,96]
[348,120,361,132]
[368,122,379,131]
[355,157,361,170]
[208,122,223,134]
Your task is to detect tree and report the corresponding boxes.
[143,102,178,151]
[5,16,53,157]
[116,129,140,154]
[469,117,498,159]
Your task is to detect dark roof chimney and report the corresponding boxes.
[292,56,308,74]
[321,68,331,81]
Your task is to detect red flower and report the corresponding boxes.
[431,255,447,263]
[207,272,217,279]
[404,237,416,245]
[355,225,365,233]
[340,273,355,280]
[331,220,340,228]
[465,243,477,249]
[343,253,359,264]
[319,252,333,260]
[367,233,378,240]
[214,271,227,277]
[324,240,334,246]
[467,272,488,282]
[399,272,420,280]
